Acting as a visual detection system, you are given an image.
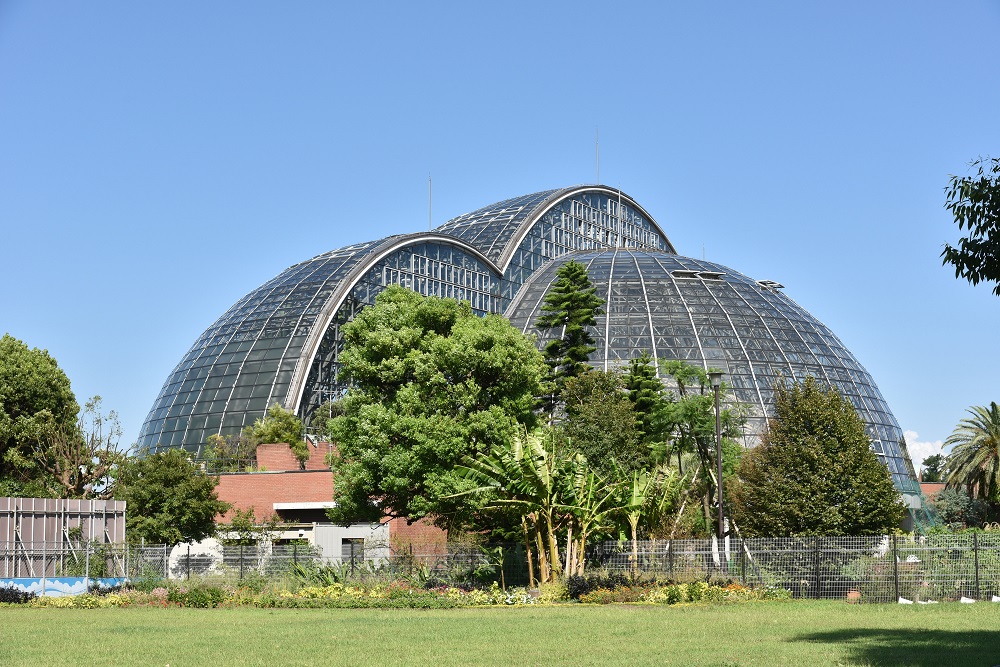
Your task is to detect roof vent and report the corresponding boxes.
[698,271,726,281]
[757,279,784,290]
[672,270,701,279]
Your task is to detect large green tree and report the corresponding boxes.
[942,156,1000,295]
[729,377,906,536]
[115,449,231,544]
[943,402,1000,502]
[535,260,604,402]
[0,334,80,494]
[325,286,548,529]
[561,369,645,476]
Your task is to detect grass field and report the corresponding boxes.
[2,601,999,666]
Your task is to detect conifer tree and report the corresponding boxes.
[624,352,664,442]
[535,260,604,404]
[730,377,906,536]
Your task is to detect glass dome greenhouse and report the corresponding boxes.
[136,185,921,507]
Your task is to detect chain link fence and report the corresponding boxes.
[4,534,999,602]
[587,533,1000,602]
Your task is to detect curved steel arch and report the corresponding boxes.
[282,232,505,414]
[492,185,677,274]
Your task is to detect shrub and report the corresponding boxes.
[0,585,36,604]
[167,586,225,608]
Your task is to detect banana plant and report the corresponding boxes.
[452,430,567,584]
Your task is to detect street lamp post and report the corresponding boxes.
[708,371,725,540]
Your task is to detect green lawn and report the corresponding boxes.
[2,601,999,666]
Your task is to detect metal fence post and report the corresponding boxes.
[891,535,899,602]
[186,544,191,581]
[293,543,298,566]
[240,544,245,580]
[41,541,46,597]
[973,532,981,600]
[740,538,746,585]
[350,540,356,577]
[813,538,821,600]
[667,541,674,576]
[85,542,91,592]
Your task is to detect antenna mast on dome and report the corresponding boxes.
[428,174,432,231]
[595,127,600,184]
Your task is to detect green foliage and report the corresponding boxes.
[730,377,906,536]
[203,433,257,472]
[921,453,945,483]
[115,449,231,544]
[944,402,1000,502]
[930,487,988,529]
[653,360,744,472]
[0,333,80,494]
[561,370,645,476]
[941,156,1000,295]
[167,586,226,608]
[327,286,547,528]
[624,353,665,442]
[307,399,344,437]
[217,506,283,546]
[245,403,308,464]
[0,585,36,604]
[535,260,605,401]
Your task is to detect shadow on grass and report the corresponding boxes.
[795,628,1000,666]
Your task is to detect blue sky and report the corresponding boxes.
[2,2,998,469]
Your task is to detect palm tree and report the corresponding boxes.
[945,402,1000,502]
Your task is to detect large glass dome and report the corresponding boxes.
[137,186,670,454]
[505,249,922,505]
[135,184,919,508]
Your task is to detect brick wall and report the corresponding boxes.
[216,470,333,522]
[215,440,449,546]
[256,441,335,472]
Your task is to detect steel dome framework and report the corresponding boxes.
[136,185,920,505]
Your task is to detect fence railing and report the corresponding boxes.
[587,534,1000,602]
[3,534,999,602]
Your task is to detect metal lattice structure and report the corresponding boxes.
[505,250,920,502]
[135,184,919,504]
[138,186,670,453]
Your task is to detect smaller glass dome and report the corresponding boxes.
[504,249,921,501]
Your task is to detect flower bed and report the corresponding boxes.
[9,580,790,609]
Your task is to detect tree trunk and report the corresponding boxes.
[522,517,535,588]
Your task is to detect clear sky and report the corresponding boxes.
[2,1,998,469]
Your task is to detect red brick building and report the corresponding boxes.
[214,442,444,559]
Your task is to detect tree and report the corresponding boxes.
[32,396,127,499]
[326,286,548,529]
[943,402,1000,502]
[942,156,1000,295]
[204,432,257,472]
[244,403,308,465]
[561,369,645,476]
[535,260,604,402]
[921,454,945,483]
[929,487,987,530]
[651,360,745,536]
[624,352,665,442]
[0,333,79,494]
[729,377,906,537]
[115,450,231,545]
[455,430,570,585]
